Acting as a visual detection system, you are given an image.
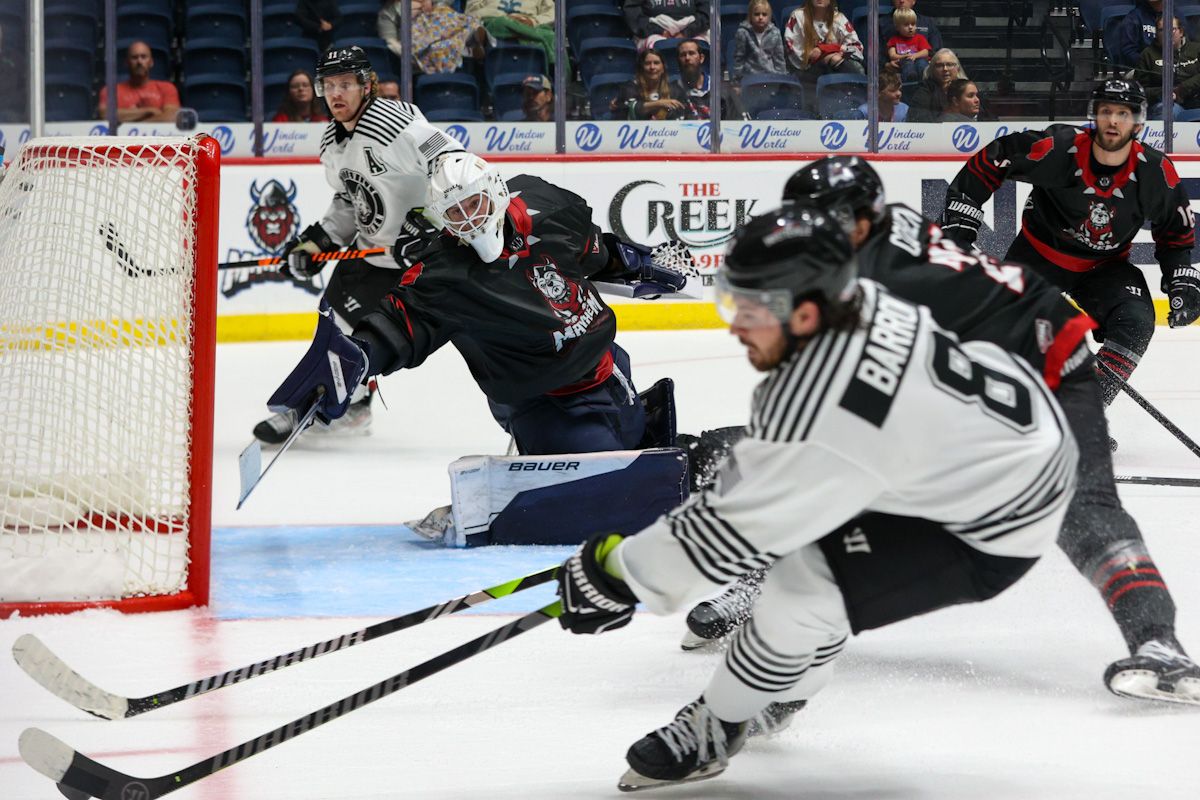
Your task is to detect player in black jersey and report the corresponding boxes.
[941,78,1200,412]
[683,155,1198,707]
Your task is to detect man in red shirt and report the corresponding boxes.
[97,40,180,123]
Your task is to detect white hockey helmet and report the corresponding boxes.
[426,152,510,263]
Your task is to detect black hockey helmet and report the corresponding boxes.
[314,46,373,97]
[782,156,886,235]
[716,205,857,327]
[1087,78,1147,124]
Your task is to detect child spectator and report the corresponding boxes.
[940,78,981,121]
[908,47,967,121]
[880,0,942,54]
[623,0,711,52]
[467,0,556,67]
[732,0,787,82]
[1135,15,1200,118]
[857,66,907,121]
[273,70,330,122]
[296,0,342,53]
[1115,0,1164,72]
[887,7,931,83]
[783,0,864,77]
[612,48,683,120]
[379,0,482,75]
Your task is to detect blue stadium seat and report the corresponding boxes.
[566,5,627,55]
[261,0,296,15]
[740,73,805,119]
[1175,107,1200,122]
[850,4,891,47]
[1077,0,1106,33]
[1180,6,1200,39]
[424,108,484,122]
[1101,6,1137,70]
[415,72,480,119]
[490,74,526,120]
[587,72,629,121]
[116,38,172,81]
[263,36,320,81]
[579,37,637,87]
[719,6,746,69]
[338,1,381,40]
[185,6,248,43]
[0,10,27,53]
[183,38,246,83]
[815,73,867,119]
[776,3,802,31]
[45,81,93,121]
[497,108,526,122]
[47,10,99,49]
[332,36,394,82]
[485,43,548,89]
[44,41,96,89]
[262,8,305,40]
[185,77,248,121]
[116,4,174,53]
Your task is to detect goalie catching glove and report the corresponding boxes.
[1166,266,1200,328]
[557,533,638,635]
[393,209,440,268]
[281,222,338,280]
[601,233,698,298]
[268,300,370,424]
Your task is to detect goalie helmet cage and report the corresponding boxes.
[0,136,219,618]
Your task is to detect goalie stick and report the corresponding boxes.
[20,601,561,800]
[13,566,557,720]
[237,389,323,509]
[217,246,389,270]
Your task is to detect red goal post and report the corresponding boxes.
[0,136,219,617]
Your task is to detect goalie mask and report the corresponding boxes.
[426,153,511,263]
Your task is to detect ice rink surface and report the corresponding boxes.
[3,326,1200,799]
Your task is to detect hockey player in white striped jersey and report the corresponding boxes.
[253,45,463,445]
[555,205,1078,792]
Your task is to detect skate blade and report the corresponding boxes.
[617,762,726,792]
[679,630,724,652]
[1108,671,1200,706]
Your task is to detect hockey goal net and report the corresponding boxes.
[0,136,219,617]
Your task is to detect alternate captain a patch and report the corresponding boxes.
[839,291,919,427]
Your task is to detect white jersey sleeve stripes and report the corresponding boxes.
[614,278,1077,616]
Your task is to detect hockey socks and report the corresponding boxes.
[1089,541,1177,655]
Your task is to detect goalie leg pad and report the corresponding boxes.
[638,377,678,448]
[445,448,689,546]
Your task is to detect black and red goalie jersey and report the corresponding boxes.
[944,124,1194,279]
[353,174,618,405]
[863,202,1095,390]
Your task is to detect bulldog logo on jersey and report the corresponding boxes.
[527,257,605,351]
[245,179,299,254]
[1071,201,1116,250]
[338,168,387,235]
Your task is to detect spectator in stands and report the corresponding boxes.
[97,40,180,123]
[857,66,907,121]
[377,79,402,100]
[939,78,981,121]
[296,0,343,53]
[521,74,553,121]
[623,0,711,52]
[881,0,942,54]
[273,69,330,122]
[907,47,966,121]
[612,48,683,120]
[783,0,865,77]
[1116,1,1163,72]
[886,6,931,83]
[379,0,483,75]
[732,0,787,83]
[671,37,745,119]
[1136,15,1200,118]
[467,0,556,67]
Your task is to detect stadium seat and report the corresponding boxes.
[776,3,802,31]
[1175,107,1200,122]
[578,38,637,88]
[566,5,627,55]
[415,72,480,119]
[263,37,320,81]
[740,73,805,119]
[185,77,248,122]
[262,8,305,40]
[1100,6,1137,70]
[496,108,526,122]
[490,74,527,120]
[44,41,96,89]
[47,11,99,49]
[815,73,867,119]
[850,4,891,47]
[587,72,629,121]
[485,43,548,90]
[1177,5,1200,39]
[185,6,248,43]
[719,6,747,69]
[44,81,93,122]
[115,38,173,81]
[338,1,381,40]
[183,38,247,83]
[261,0,297,17]
[1077,0,1106,33]
[331,36,395,82]
[116,4,174,53]
[424,108,484,122]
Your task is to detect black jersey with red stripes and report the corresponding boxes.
[946,124,1194,278]
[353,174,617,405]
[860,203,1096,390]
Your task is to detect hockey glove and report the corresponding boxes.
[602,233,697,298]
[282,222,337,280]
[1166,266,1200,328]
[393,208,439,268]
[941,190,985,249]
[267,300,370,424]
[557,533,638,635]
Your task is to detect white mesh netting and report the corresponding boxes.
[0,137,207,604]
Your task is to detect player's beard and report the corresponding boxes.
[1094,126,1136,153]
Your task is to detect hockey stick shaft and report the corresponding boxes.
[1096,360,1200,460]
[1114,475,1200,488]
[20,602,562,800]
[217,247,388,270]
[13,566,557,720]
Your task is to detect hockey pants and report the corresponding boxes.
[323,256,400,405]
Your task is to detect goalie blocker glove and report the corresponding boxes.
[941,189,985,249]
[557,533,638,634]
[268,300,370,424]
[1166,266,1200,328]
[282,222,338,279]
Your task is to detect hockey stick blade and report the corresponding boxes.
[22,602,562,800]
[1114,475,1200,488]
[237,392,322,509]
[13,566,557,720]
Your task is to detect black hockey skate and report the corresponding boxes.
[747,699,807,738]
[1104,637,1200,706]
[680,569,766,651]
[618,698,748,792]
